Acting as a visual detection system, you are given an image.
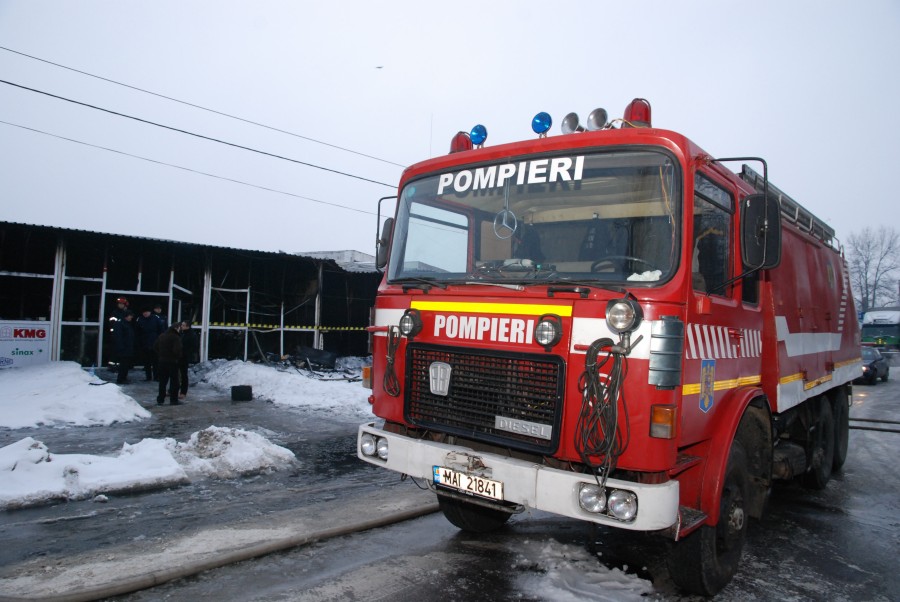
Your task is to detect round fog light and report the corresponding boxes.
[607,489,638,521]
[534,314,562,350]
[360,433,377,457]
[578,483,607,514]
[376,437,389,460]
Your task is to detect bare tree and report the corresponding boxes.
[846,227,900,311]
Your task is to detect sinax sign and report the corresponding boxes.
[0,322,52,368]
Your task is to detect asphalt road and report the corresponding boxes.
[2,371,898,601]
[119,379,900,601]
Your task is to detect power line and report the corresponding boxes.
[0,78,396,188]
[0,119,377,217]
[0,45,406,168]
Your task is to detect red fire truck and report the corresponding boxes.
[357,99,861,595]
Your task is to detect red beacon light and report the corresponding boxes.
[623,98,652,128]
[449,131,473,153]
[449,125,488,153]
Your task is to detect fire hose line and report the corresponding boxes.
[0,503,439,602]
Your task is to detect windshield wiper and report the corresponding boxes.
[391,276,448,291]
[552,279,627,295]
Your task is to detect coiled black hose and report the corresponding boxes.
[575,337,630,485]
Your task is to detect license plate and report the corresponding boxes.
[433,466,504,501]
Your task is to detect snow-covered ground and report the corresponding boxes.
[0,359,372,510]
[0,360,655,599]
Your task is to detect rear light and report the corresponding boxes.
[362,366,372,389]
[623,98,652,128]
[650,404,677,439]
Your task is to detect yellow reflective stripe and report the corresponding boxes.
[779,372,804,385]
[410,300,572,317]
[682,374,761,396]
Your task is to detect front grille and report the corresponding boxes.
[405,344,564,453]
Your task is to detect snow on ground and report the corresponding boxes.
[0,361,150,428]
[194,358,372,418]
[0,426,297,510]
[0,359,369,510]
[513,539,652,601]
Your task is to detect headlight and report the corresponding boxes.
[398,309,423,338]
[578,483,607,514]
[534,314,563,351]
[606,298,643,334]
[360,433,377,457]
[376,437,389,460]
[607,489,638,521]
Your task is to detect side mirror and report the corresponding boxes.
[740,193,781,270]
[375,217,394,270]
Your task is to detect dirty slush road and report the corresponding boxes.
[0,370,382,569]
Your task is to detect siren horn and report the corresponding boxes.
[561,112,584,134]
[586,108,609,130]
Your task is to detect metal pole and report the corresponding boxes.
[49,239,65,362]
[200,261,212,363]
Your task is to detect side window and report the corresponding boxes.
[692,174,733,295]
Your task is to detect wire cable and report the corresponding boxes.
[575,338,631,486]
[0,78,395,188]
[0,119,375,217]
[0,45,406,168]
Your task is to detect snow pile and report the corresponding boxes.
[513,539,652,601]
[196,359,372,418]
[167,426,297,479]
[0,427,296,510]
[0,361,150,428]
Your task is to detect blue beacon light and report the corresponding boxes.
[470,124,487,146]
[532,112,552,136]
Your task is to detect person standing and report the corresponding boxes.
[153,322,183,405]
[178,321,198,400]
[135,308,163,381]
[113,310,135,384]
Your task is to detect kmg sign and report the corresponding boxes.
[0,321,52,369]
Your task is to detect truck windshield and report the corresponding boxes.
[388,150,680,285]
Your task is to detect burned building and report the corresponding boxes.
[0,221,379,369]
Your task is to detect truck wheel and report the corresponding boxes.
[802,399,834,489]
[667,441,749,596]
[437,495,511,533]
[832,389,850,471]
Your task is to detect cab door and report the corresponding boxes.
[682,170,762,443]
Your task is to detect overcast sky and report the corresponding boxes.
[1,1,898,254]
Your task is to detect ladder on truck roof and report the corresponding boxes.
[739,165,836,249]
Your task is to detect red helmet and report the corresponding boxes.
[116,297,129,306]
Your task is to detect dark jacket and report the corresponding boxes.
[136,313,164,350]
[153,327,183,363]
[113,319,135,358]
[180,328,198,364]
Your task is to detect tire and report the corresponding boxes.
[437,495,511,533]
[802,399,835,489]
[881,368,889,382]
[832,389,850,471]
[667,441,749,596]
